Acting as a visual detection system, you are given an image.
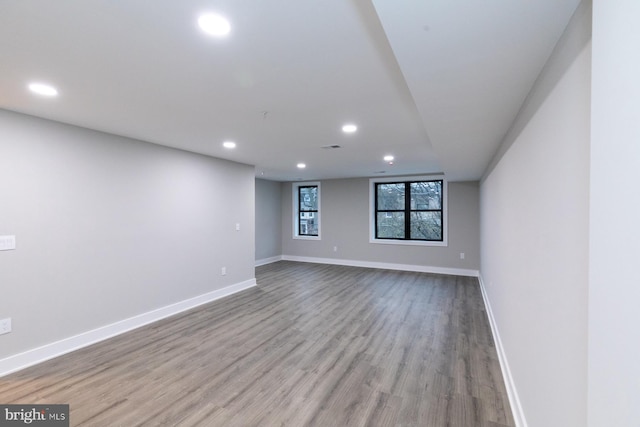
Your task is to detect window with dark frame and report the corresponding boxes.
[375,180,443,241]
[298,185,318,236]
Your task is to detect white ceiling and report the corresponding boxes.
[0,0,581,182]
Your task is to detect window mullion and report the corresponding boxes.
[298,187,304,235]
[404,183,411,240]
[375,183,380,239]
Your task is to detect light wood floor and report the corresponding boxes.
[0,262,514,426]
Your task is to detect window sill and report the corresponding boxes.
[370,238,447,247]
[294,235,321,241]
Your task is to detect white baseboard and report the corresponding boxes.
[281,255,479,277]
[477,274,527,427]
[255,255,283,267]
[0,278,256,378]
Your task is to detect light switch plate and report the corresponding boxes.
[0,235,16,251]
[0,318,11,335]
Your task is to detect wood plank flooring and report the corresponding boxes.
[0,261,515,426]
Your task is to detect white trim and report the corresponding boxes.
[292,235,321,241]
[255,255,283,267]
[0,278,257,378]
[369,175,448,247]
[370,238,448,247]
[477,274,528,427]
[281,255,478,277]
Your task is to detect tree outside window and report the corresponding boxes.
[294,183,320,239]
[375,180,443,241]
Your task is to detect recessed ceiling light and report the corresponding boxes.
[28,82,58,97]
[223,141,236,149]
[297,163,306,169]
[198,13,231,37]
[342,124,357,133]
[383,155,394,162]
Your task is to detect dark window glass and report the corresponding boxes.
[375,180,443,241]
[298,186,318,236]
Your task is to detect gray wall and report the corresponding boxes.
[480,2,590,426]
[0,109,255,360]
[589,0,640,425]
[281,178,480,271]
[255,179,282,262]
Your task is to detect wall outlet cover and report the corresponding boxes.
[0,318,12,335]
[0,235,16,251]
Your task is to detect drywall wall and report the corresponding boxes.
[282,177,479,272]
[0,109,255,361]
[255,178,282,263]
[480,2,591,426]
[589,0,640,425]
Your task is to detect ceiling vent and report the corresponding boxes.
[321,144,341,149]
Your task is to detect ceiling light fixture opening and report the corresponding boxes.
[383,155,394,162]
[198,13,231,37]
[223,141,236,149]
[297,163,306,169]
[342,124,357,133]
[28,82,58,97]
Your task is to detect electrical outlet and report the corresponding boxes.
[0,235,16,251]
[460,252,465,260]
[0,318,12,335]
[235,223,240,231]
[333,246,338,252]
[221,267,226,276]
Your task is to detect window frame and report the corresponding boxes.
[292,181,321,240]
[369,176,447,247]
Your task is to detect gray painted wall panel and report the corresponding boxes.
[0,109,255,359]
[480,2,590,425]
[589,0,640,425]
[255,179,282,261]
[282,178,479,270]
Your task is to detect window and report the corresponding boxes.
[370,177,447,246]
[293,182,320,239]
